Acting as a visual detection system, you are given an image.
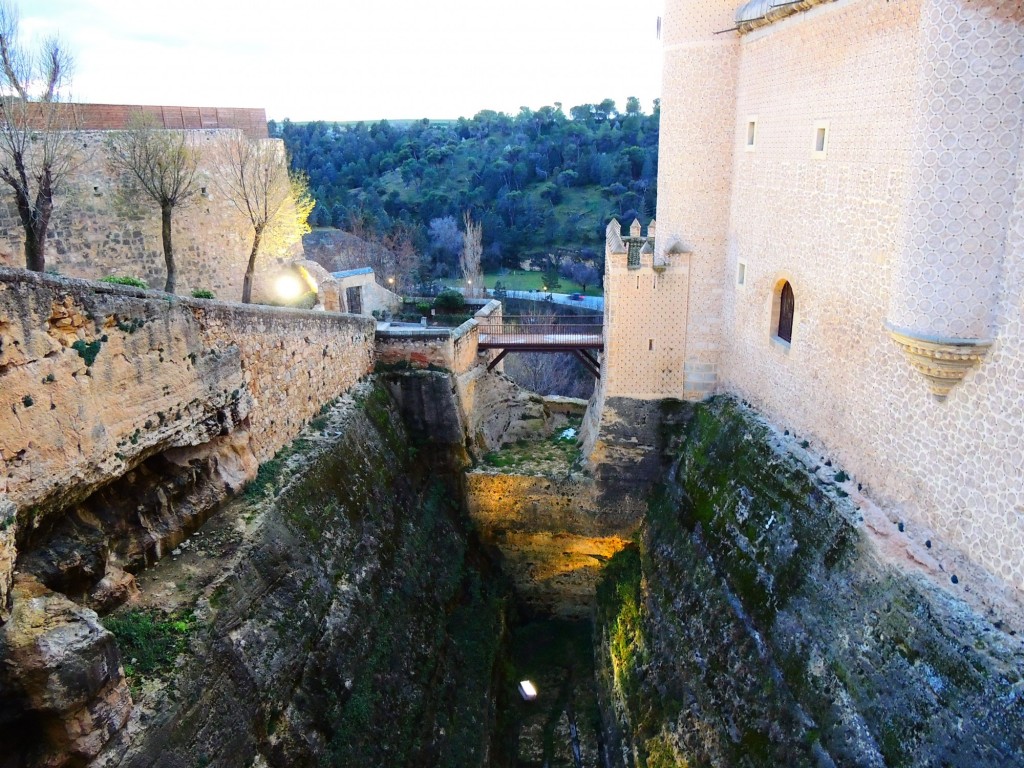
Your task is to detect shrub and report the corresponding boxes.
[270,291,317,310]
[415,301,431,315]
[293,291,317,309]
[191,289,215,299]
[100,275,148,289]
[102,609,194,680]
[433,289,466,313]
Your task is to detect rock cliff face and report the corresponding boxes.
[93,381,507,768]
[466,471,632,618]
[0,269,376,767]
[595,397,1024,767]
[0,576,131,768]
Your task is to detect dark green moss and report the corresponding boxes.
[595,396,1022,767]
[71,338,102,366]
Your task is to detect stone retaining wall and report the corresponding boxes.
[0,267,374,618]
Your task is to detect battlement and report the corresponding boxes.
[605,218,669,271]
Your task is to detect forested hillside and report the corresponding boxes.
[274,98,659,280]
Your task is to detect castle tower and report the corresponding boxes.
[650,0,740,399]
[886,0,1024,398]
[602,218,694,398]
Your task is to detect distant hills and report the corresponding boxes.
[275,99,659,279]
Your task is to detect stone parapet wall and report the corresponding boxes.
[63,103,269,139]
[0,130,297,303]
[375,328,460,370]
[0,268,374,616]
[374,299,501,375]
[183,301,374,465]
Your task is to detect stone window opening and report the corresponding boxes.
[745,116,758,151]
[776,281,794,344]
[812,120,830,158]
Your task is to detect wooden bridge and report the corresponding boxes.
[476,315,604,378]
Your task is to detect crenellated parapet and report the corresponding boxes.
[605,218,660,271]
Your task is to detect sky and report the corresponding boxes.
[23,0,664,122]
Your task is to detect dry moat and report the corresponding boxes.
[4,372,1023,767]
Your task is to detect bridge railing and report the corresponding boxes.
[476,315,604,348]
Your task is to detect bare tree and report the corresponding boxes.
[106,115,202,292]
[504,352,595,399]
[0,1,80,272]
[212,132,312,302]
[460,211,483,297]
[381,222,420,294]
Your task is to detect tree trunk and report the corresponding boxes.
[12,186,50,272]
[241,228,262,304]
[24,232,44,272]
[161,203,176,293]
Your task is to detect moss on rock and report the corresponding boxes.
[595,396,1024,768]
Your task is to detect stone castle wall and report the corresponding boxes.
[602,221,695,399]
[0,129,298,303]
[650,0,739,399]
[642,0,1024,590]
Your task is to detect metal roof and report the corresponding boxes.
[331,267,374,278]
[736,0,836,28]
[736,0,774,24]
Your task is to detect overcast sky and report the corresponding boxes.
[23,0,664,122]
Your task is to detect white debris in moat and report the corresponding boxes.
[560,428,577,440]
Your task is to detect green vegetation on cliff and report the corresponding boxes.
[103,609,194,688]
[595,397,1024,768]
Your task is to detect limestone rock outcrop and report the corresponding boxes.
[456,366,550,453]
[0,575,131,767]
[466,471,633,617]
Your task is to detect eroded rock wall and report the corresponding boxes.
[466,471,632,618]
[595,397,1024,767]
[0,269,375,766]
[0,268,373,614]
[99,382,506,768]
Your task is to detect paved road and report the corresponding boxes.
[485,288,604,312]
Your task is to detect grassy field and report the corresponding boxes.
[443,271,603,296]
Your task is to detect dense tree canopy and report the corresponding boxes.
[274,99,659,280]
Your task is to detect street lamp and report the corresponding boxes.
[276,274,303,302]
